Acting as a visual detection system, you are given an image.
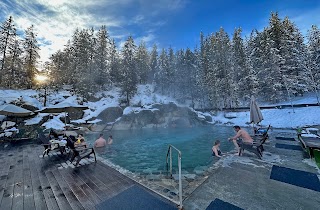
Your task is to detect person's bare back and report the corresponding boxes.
[235,129,253,143]
[94,134,107,148]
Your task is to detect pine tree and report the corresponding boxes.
[109,39,121,84]
[155,48,171,95]
[183,48,198,107]
[231,28,247,103]
[280,17,307,97]
[0,16,16,83]
[135,41,150,84]
[120,36,138,105]
[245,30,260,98]
[23,25,40,87]
[168,47,177,97]
[71,28,96,95]
[307,25,320,103]
[94,25,111,88]
[6,38,23,88]
[149,44,158,83]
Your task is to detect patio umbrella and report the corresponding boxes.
[0,104,34,117]
[250,96,263,125]
[39,102,88,130]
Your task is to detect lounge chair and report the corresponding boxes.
[239,142,262,159]
[38,132,66,157]
[68,137,96,166]
[297,133,320,158]
[314,149,320,168]
[239,126,271,159]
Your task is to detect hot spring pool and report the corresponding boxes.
[85,126,235,174]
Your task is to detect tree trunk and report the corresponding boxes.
[126,92,130,106]
[0,30,10,81]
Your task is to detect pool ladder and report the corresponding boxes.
[166,145,183,209]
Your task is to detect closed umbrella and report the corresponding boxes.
[250,96,263,125]
[39,102,88,130]
[0,104,34,117]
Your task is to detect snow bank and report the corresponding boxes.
[210,106,320,128]
[42,113,65,130]
[25,113,49,125]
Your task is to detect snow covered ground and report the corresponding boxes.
[0,85,320,130]
[210,106,320,129]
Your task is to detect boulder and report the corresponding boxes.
[112,103,208,130]
[205,115,212,122]
[97,106,123,123]
[68,109,85,121]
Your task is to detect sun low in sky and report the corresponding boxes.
[0,0,319,62]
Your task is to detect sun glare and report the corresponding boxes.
[35,74,48,83]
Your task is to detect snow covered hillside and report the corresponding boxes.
[1,85,320,130]
[0,85,177,130]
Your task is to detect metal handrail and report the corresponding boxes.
[166,144,182,209]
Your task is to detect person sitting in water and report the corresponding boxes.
[75,134,87,148]
[229,125,253,156]
[94,133,107,148]
[107,135,113,145]
[212,140,222,158]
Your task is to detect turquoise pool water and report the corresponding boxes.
[86,126,235,174]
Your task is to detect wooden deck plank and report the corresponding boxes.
[0,143,176,210]
[70,168,109,200]
[45,171,73,210]
[65,169,102,206]
[0,151,15,209]
[90,162,134,189]
[96,161,135,185]
[51,169,85,210]
[12,153,24,210]
[27,146,48,210]
[22,146,36,210]
[0,151,13,203]
[0,150,18,210]
[31,148,60,210]
[80,166,120,199]
[59,169,95,210]
[84,164,128,193]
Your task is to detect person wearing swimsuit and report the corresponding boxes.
[212,140,222,158]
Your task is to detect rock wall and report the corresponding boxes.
[97,102,210,130]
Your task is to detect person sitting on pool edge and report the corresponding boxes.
[229,125,253,156]
[212,140,222,158]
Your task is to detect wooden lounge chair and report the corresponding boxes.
[297,134,320,158]
[239,142,262,159]
[314,149,320,168]
[239,126,271,159]
[38,132,66,157]
[68,139,96,167]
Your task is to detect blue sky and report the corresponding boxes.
[0,0,319,62]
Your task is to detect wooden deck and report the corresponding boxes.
[0,141,176,210]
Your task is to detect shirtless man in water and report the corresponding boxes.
[229,125,253,156]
